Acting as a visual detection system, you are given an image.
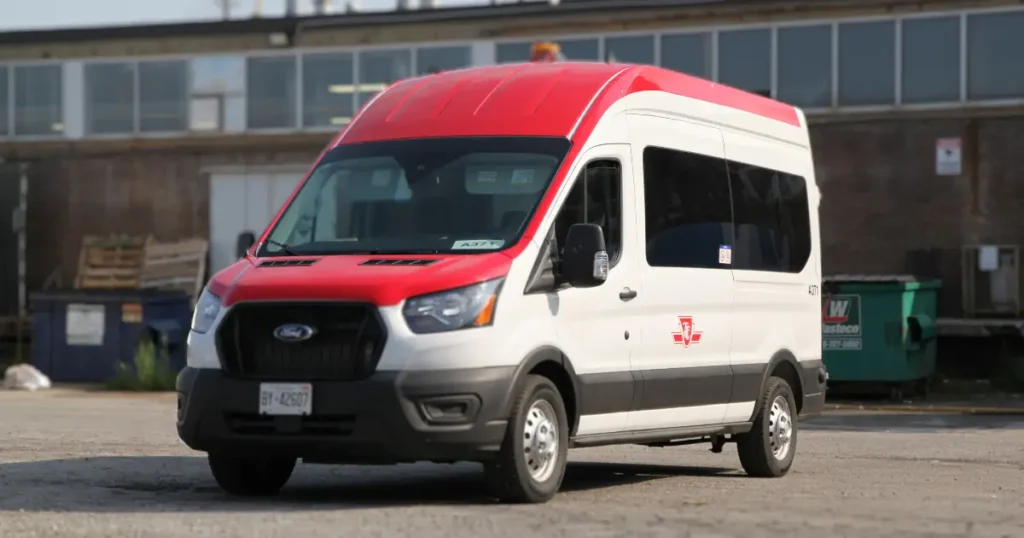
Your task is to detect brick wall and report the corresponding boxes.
[811,116,1024,316]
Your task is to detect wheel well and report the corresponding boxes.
[771,360,803,413]
[529,360,578,434]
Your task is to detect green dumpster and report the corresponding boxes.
[822,275,941,399]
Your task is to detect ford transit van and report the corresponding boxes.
[177,62,828,504]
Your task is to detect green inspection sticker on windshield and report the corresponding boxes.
[452,239,505,250]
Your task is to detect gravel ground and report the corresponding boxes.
[1,390,1022,538]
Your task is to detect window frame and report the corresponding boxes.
[640,144,812,274]
[549,158,625,270]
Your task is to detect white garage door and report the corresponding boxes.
[209,169,305,275]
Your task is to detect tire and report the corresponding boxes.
[208,452,296,497]
[484,374,569,504]
[736,376,798,478]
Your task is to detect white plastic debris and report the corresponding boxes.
[3,364,52,391]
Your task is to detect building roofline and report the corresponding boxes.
[0,0,751,46]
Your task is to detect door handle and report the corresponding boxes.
[619,287,638,301]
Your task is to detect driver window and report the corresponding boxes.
[553,159,622,264]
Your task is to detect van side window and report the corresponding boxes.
[642,146,733,269]
[728,162,811,273]
[553,160,622,264]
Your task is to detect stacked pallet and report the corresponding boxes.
[73,236,210,303]
[139,238,209,304]
[75,235,149,290]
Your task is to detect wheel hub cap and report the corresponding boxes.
[522,400,559,482]
[769,395,793,460]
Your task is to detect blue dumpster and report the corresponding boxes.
[30,290,192,383]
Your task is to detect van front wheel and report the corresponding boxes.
[736,376,798,478]
[208,452,296,497]
[484,375,569,504]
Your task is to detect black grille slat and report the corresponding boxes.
[359,259,438,266]
[259,259,319,267]
[217,303,385,380]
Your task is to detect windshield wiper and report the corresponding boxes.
[265,239,301,256]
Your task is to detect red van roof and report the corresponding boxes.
[337,62,801,145]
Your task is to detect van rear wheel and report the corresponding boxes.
[736,376,798,478]
[484,375,569,504]
[208,452,296,497]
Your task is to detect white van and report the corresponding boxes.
[177,62,828,504]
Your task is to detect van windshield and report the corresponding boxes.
[259,136,571,257]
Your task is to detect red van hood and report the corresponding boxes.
[211,252,513,307]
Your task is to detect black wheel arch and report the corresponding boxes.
[750,349,805,420]
[502,346,582,436]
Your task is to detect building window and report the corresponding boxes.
[357,49,412,107]
[495,43,531,64]
[967,11,1024,101]
[13,65,63,136]
[718,28,771,95]
[660,32,712,78]
[496,38,599,63]
[303,52,354,128]
[246,56,297,130]
[643,146,733,270]
[902,16,961,104]
[0,67,8,137]
[777,25,832,108]
[838,21,895,106]
[604,35,654,64]
[728,161,811,273]
[85,62,135,135]
[139,60,188,132]
[416,45,471,75]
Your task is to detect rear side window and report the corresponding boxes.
[728,162,811,273]
[643,146,733,269]
[641,146,812,273]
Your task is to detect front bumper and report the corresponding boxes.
[175,366,514,464]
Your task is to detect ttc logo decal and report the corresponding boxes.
[671,316,703,347]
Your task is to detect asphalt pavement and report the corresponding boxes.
[0,390,1022,538]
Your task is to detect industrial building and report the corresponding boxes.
[0,0,1022,318]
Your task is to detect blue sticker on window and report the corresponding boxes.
[718,244,732,265]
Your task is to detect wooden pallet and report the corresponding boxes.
[139,238,209,303]
[75,235,149,290]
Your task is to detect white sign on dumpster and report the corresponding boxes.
[935,138,962,176]
[66,303,105,346]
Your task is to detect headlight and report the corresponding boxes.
[402,278,504,334]
[191,288,223,334]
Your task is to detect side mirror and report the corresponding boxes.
[562,223,609,288]
[236,231,256,259]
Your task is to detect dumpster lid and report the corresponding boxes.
[823,274,941,291]
[824,274,919,283]
[30,288,190,304]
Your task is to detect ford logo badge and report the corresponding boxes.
[273,323,317,343]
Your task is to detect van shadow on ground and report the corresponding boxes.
[0,456,737,513]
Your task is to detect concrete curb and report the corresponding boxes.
[826,402,1024,415]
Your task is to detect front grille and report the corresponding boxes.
[216,303,386,380]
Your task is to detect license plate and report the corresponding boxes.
[259,383,312,416]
